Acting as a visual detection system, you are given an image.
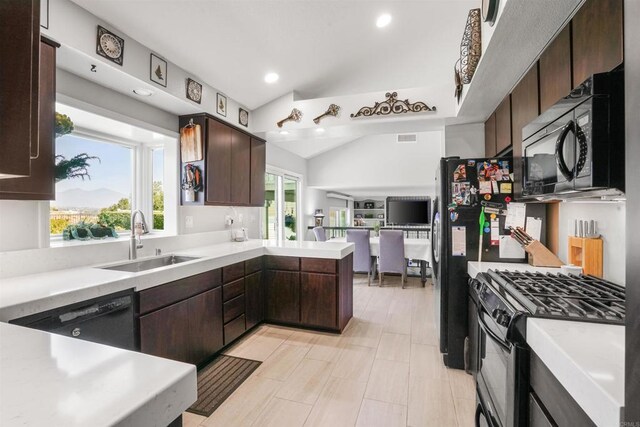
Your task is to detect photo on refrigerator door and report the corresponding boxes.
[452,182,471,206]
[477,160,510,182]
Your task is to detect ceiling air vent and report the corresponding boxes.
[396,133,418,143]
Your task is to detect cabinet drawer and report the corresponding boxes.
[301,258,336,274]
[245,257,263,275]
[223,278,245,302]
[223,261,245,283]
[139,269,222,315]
[224,314,246,344]
[224,294,245,324]
[264,256,299,271]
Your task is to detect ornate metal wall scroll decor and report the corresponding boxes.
[276,108,303,128]
[456,8,482,85]
[313,104,341,124]
[350,92,436,118]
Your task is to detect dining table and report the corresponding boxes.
[331,236,431,284]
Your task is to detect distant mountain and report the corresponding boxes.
[53,188,128,210]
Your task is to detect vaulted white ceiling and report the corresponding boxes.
[71,0,476,110]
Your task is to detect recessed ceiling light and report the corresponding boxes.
[133,88,153,96]
[376,14,392,28]
[279,130,289,135]
[264,72,279,84]
[316,128,325,133]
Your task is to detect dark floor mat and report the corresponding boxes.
[187,355,261,417]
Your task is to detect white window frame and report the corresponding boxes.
[265,166,303,242]
[49,128,178,243]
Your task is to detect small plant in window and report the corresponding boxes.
[53,113,101,182]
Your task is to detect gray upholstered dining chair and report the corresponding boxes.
[378,230,407,288]
[346,229,374,286]
[312,226,327,242]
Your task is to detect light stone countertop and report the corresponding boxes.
[527,318,624,427]
[467,261,625,427]
[0,239,354,322]
[0,322,197,427]
[0,238,353,427]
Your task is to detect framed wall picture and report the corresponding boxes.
[150,54,167,87]
[96,25,124,66]
[186,78,202,104]
[217,93,227,117]
[239,108,249,127]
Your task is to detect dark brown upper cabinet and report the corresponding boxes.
[511,65,539,198]
[230,130,251,205]
[539,26,572,113]
[250,138,266,206]
[206,118,232,204]
[0,0,40,179]
[484,113,497,157]
[179,113,266,206]
[572,0,623,87]
[495,95,512,154]
[0,37,58,200]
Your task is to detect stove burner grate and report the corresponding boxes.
[488,270,625,323]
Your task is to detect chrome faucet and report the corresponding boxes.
[130,210,149,260]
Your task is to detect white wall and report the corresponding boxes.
[43,0,251,129]
[179,206,260,239]
[557,201,626,285]
[266,144,308,177]
[443,123,485,158]
[307,131,442,197]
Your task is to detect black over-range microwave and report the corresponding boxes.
[521,70,624,200]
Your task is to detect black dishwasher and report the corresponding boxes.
[10,289,136,351]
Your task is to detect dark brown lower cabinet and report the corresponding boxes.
[189,287,224,364]
[140,287,223,366]
[140,297,191,363]
[265,254,353,332]
[245,270,264,329]
[300,273,337,329]
[529,351,596,426]
[265,270,300,323]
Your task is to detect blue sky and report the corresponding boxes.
[55,135,132,195]
[55,135,164,194]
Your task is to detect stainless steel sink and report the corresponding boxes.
[100,255,200,273]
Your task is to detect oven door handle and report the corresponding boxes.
[478,307,511,352]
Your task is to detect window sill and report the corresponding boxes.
[49,231,174,248]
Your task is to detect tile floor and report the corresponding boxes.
[183,275,476,427]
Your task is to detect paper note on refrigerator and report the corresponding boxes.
[451,226,467,256]
[499,235,525,258]
[505,202,526,230]
[491,219,500,245]
[526,217,543,241]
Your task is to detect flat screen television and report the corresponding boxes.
[386,198,431,225]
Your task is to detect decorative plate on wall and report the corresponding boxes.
[482,0,499,26]
[96,25,124,66]
[186,78,202,104]
[239,108,249,127]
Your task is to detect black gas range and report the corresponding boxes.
[469,270,625,427]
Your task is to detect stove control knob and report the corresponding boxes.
[492,309,511,327]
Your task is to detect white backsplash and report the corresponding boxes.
[0,230,247,279]
[557,201,626,285]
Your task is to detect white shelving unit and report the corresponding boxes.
[353,198,385,227]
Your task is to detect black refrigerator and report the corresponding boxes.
[431,157,545,369]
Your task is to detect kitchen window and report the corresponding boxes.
[50,103,178,241]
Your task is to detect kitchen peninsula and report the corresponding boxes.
[0,238,354,426]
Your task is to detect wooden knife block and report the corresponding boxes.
[524,240,564,268]
[568,237,603,277]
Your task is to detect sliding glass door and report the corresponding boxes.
[262,169,301,241]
